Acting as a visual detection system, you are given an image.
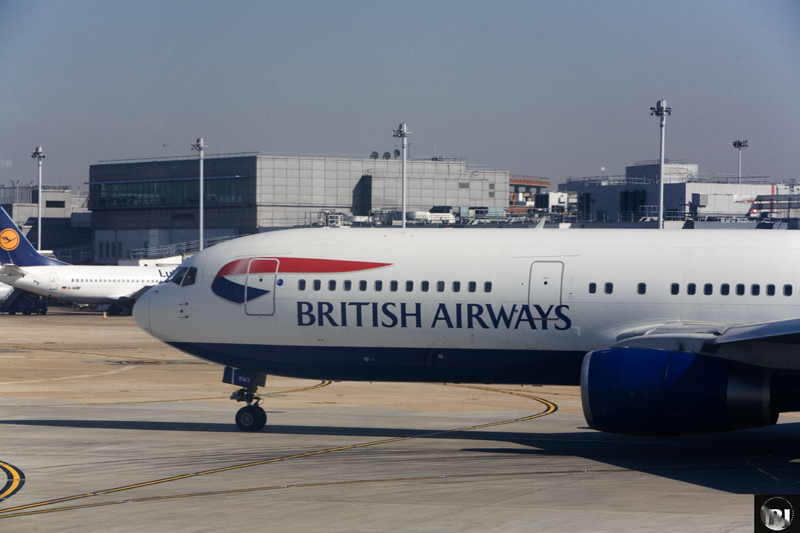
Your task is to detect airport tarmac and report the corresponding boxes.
[1,309,800,532]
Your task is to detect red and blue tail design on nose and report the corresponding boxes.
[211,257,392,304]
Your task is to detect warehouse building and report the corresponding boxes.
[558,161,795,224]
[89,154,511,263]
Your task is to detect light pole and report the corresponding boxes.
[31,146,45,250]
[650,100,671,229]
[392,123,411,228]
[191,138,207,250]
[733,140,748,183]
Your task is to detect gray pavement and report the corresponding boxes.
[2,400,800,532]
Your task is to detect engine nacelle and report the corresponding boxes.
[581,348,777,436]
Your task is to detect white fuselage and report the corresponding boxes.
[134,227,800,384]
[1,265,173,305]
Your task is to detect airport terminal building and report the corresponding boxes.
[89,154,510,263]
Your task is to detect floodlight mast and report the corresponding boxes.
[733,140,748,183]
[650,100,672,229]
[31,146,45,250]
[191,138,207,251]
[393,123,411,228]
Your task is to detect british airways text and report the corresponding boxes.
[297,302,571,330]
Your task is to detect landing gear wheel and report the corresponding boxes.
[236,405,267,432]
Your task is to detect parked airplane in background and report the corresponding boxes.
[134,226,800,434]
[0,208,174,314]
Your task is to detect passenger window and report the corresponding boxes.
[182,267,197,286]
[637,283,646,295]
[313,280,321,291]
[767,284,775,296]
[390,281,398,292]
[721,283,730,295]
[344,280,352,291]
[589,283,597,294]
[687,283,696,295]
[453,281,461,292]
[670,283,679,295]
[405,281,413,292]
[468,281,477,293]
[421,281,429,292]
[298,279,306,291]
[784,284,793,296]
[736,284,745,296]
[703,283,713,295]
[604,282,613,294]
[484,281,492,293]
[375,280,383,292]
[751,284,760,296]
[328,280,336,291]
[437,281,445,292]
[169,267,188,285]
[359,280,367,291]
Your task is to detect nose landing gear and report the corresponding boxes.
[224,367,268,432]
[235,402,266,432]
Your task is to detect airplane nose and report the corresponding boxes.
[133,289,152,334]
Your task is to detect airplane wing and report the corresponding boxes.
[115,284,156,302]
[612,317,800,370]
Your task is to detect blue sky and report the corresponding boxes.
[1,0,798,190]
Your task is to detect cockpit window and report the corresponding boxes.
[168,267,188,285]
[182,267,198,287]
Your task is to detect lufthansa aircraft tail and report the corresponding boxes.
[0,207,67,267]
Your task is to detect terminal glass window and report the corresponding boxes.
[89,176,249,210]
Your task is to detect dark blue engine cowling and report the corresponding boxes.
[581,348,777,436]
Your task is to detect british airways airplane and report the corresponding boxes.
[133,226,800,435]
[0,208,174,313]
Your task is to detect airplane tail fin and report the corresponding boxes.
[0,207,67,266]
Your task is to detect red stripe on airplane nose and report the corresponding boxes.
[214,257,392,279]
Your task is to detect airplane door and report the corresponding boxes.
[49,273,58,290]
[528,261,563,306]
[245,259,278,316]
